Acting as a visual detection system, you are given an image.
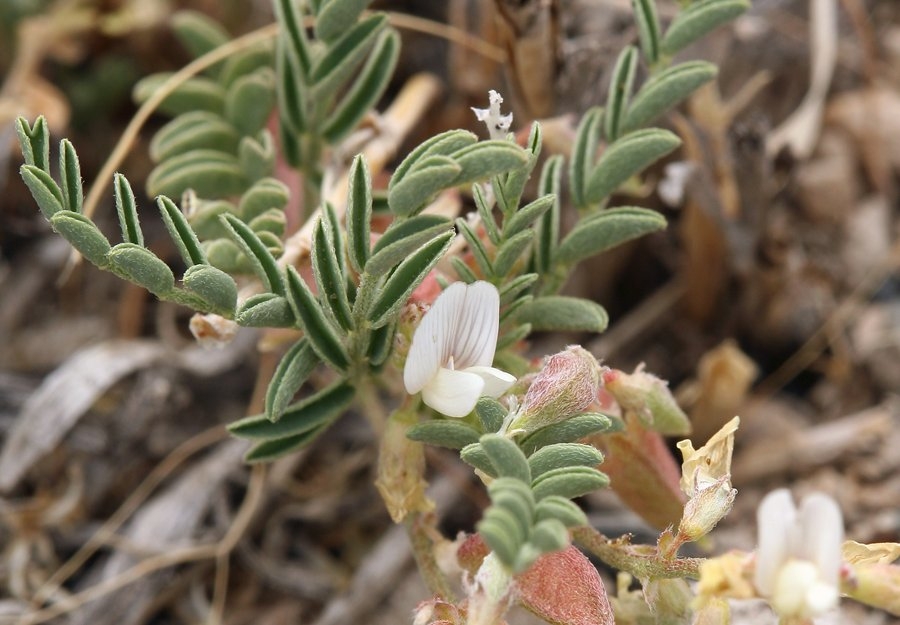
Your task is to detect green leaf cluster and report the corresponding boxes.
[408,399,616,572]
[17,117,238,317]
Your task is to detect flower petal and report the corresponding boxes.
[755,489,796,596]
[448,281,500,369]
[421,367,485,418]
[404,282,468,394]
[464,365,516,398]
[798,493,844,587]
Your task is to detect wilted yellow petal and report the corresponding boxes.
[843,540,900,565]
[676,416,740,495]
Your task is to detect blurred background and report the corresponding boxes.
[0,0,898,623]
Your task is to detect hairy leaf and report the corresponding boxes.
[235,293,295,327]
[514,296,608,333]
[20,165,64,219]
[367,231,454,327]
[225,68,276,136]
[661,0,750,57]
[315,0,371,42]
[584,128,681,204]
[221,213,284,294]
[605,46,639,141]
[49,212,111,268]
[407,420,482,450]
[367,215,452,277]
[623,61,717,133]
[265,339,318,421]
[108,243,175,295]
[346,155,371,274]
[556,207,667,266]
[181,264,238,315]
[158,196,206,266]
[569,107,603,209]
[285,266,350,370]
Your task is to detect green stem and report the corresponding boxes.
[573,526,703,579]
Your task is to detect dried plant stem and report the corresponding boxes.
[18,464,266,625]
[31,425,228,605]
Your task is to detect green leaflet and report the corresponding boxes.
[232,379,354,439]
[239,177,289,222]
[59,139,83,214]
[534,496,589,528]
[157,196,206,267]
[107,243,175,296]
[407,420,482,450]
[221,213,284,294]
[221,44,274,89]
[493,229,533,278]
[49,212,111,268]
[238,132,275,181]
[346,155,372,274]
[584,128,681,205]
[450,257,477,284]
[171,10,229,62]
[460,442,497,478]
[367,216,452,277]
[315,0,371,42]
[366,319,395,370]
[387,156,461,217]
[480,434,531,484]
[569,107,603,209]
[528,443,605,480]
[133,74,226,116]
[311,217,353,331]
[448,140,529,185]
[633,0,662,64]
[274,0,312,80]
[244,423,330,463]
[248,208,286,237]
[204,237,245,272]
[456,217,493,277]
[285,266,350,371]
[499,274,538,307]
[503,194,555,239]
[225,68,276,136]
[265,339,318,422]
[149,112,240,162]
[605,46,638,141]
[366,230,453,327]
[322,29,400,142]
[476,397,507,434]
[389,129,477,187]
[473,183,501,245]
[555,207,667,266]
[235,293,295,327]
[114,173,143,246]
[20,165,64,219]
[534,155,562,274]
[276,37,306,136]
[494,121,542,217]
[531,466,610,501]
[310,14,387,99]
[529,518,569,554]
[514,296,608,333]
[147,149,248,199]
[16,116,50,171]
[519,413,618,456]
[190,201,235,240]
[661,0,750,57]
[181,264,238,316]
[622,61,717,133]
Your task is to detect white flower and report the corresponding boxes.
[472,90,513,140]
[403,281,515,417]
[755,489,844,619]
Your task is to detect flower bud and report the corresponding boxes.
[602,366,690,436]
[676,473,737,543]
[508,346,602,435]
